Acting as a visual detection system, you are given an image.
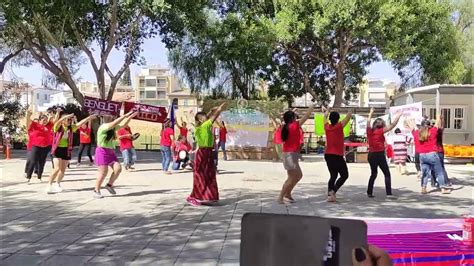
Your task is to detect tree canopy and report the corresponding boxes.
[0,0,208,105]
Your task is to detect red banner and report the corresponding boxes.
[123,102,168,123]
[83,96,122,116]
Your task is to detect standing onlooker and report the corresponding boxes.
[323,107,352,202]
[366,108,402,198]
[434,116,451,186]
[77,119,94,166]
[117,125,137,170]
[213,123,220,167]
[160,119,174,174]
[218,121,228,161]
[392,128,409,175]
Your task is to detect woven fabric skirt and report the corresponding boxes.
[190,148,219,201]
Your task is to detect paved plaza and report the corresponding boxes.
[0,151,472,265]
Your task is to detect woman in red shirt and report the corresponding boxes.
[218,120,228,161]
[160,119,175,174]
[323,107,352,202]
[25,110,53,182]
[271,118,283,161]
[408,118,450,194]
[77,119,94,166]
[366,108,402,198]
[278,104,315,204]
[177,119,189,138]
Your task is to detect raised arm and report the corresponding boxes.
[298,104,315,126]
[210,102,226,123]
[384,112,402,133]
[25,109,33,130]
[322,106,329,124]
[76,114,97,128]
[118,112,138,128]
[436,115,444,129]
[341,109,353,128]
[406,118,416,132]
[54,113,75,129]
[101,111,134,131]
[367,108,374,128]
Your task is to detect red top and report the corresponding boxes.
[179,126,188,138]
[324,123,344,156]
[117,126,133,151]
[367,127,386,152]
[299,127,304,144]
[413,127,439,154]
[219,126,227,143]
[273,127,282,144]
[412,131,421,153]
[171,140,192,160]
[79,127,92,144]
[160,127,174,147]
[282,121,301,153]
[29,122,53,148]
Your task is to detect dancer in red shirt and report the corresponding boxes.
[217,120,228,161]
[77,119,94,166]
[322,106,352,202]
[25,109,53,182]
[160,119,175,174]
[117,125,137,170]
[366,108,402,198]
[177,118,189,138]
[271,118,283,161]
[278,104,315,204]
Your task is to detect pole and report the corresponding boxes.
[436,88,440,118]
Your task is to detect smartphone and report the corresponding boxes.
[240,213,367,266]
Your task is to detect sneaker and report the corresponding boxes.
[55,183,63,193]
[284,197,296,203]
[89,162,94,166]
[129,166,135,170]
[46,184,56,194]
[441,188,451,194]
[76,163,81,167]
[186,196,201,207]
[93,191,104,199]
[421,187,428,194]
[105,184,116,195]
[367,194,375,198]
[386,194,397,199]
[124,166,129,171]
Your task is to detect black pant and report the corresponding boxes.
[77,143,93,163]
[324,154,349,194]
[26,146,50,179]
[414,152,421,172]
[367,151,392,195]
[24,151,38,174]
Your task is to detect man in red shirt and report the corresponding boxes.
[160,119,174,174]
[117,125,137,170]
[218,120,228,161]
[77,120,94,166]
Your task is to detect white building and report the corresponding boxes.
[393,84,474,145]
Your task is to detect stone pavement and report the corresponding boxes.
[0,151,472,265]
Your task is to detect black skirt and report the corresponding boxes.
[54,147,71,160]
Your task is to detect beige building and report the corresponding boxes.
[134,66,199,122]
[357,79,397,108]
[393,84,474,145]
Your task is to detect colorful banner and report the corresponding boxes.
[123,102,168,123]
[314,113,352,137]
[220,109,269,147]
[389,102,423,135]
[83,96,121,116]
[354,114,390,136]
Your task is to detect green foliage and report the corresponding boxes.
[0,89,26,139]
[120,66,132,86]
[201,98,287,119]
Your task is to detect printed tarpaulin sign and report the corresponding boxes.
[83,96,122,116]
[123,102,168,123]
[389,102,423,135]
[354,114,390,136]
[220,109,269,147]
[314,113,352,137]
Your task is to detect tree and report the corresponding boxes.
[452,0,473,83]
[119,66,132,86]
[0,83,26,139]
[263,0,463,106]
[0,0,208,105]
[169,2,276,99]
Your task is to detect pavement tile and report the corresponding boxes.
[139,244,182,259]
[17,242,68,255]
[129,257,175,265]
[100,243,147,257]
[0,242,32,253]
[174,258,218,266]
[218,259,239,266]
[88,255,136,266]
[38,233,84,244]
[220,239,240,260]
[1,231,51,243]
[75,233,124,244]
[58,243,107,256]
[1,254,49,266]
[42,255,93,265]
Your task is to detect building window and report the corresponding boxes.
[145,91,156,99]
[157,78,167,87]
[157,91,166,99]
[424,105,466,131]
[139,91,145,98]
[44,94,48,101]
[145,79,157,87]
[183,99,188,106]
[139,79,146,87]
[36,94,39,100]
[454,108,464,129]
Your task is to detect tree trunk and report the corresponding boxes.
[333,66,344,107]
[303,71,317,102]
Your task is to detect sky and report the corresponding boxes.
[4,37,401,87]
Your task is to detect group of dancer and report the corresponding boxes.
[276,106,454,204]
